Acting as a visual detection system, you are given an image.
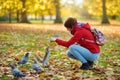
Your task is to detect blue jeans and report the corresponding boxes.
[67,44,100,63]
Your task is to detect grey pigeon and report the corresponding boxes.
[18,52,29,64]
[32,60,42,73]
[10,64,25,78]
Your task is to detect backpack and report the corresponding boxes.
[78,23,105,46]
[90,28,105,46]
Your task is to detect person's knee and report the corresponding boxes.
[66,50,77,60]
[69,44,77,52]
[66,50,71,57]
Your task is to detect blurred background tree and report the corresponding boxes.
[54,0,62,23]
[20,0,29,23]
[0,0,120,24]
[101,0,109,24]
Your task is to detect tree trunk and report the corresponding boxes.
[54,0,62,23]
[35,12,37,20]
[17,10,20,23]
[111,15,116,20]
[20,0,29,23]
[8,9,12,23]
[41,15,44,23]
[48,10,52,20]
[101,0,109,24]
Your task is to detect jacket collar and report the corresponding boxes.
[71,23,90,35]
[71,23,79,35]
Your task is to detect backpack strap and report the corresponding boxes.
[79,23,96,44]
[81,38,95,43]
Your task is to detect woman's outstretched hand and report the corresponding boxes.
[50,37,57,42]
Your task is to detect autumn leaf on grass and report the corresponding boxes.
[7,48,14,54]
[23,77,36,80]
[64,70,75,77]
[106,75,120,80]
[0,53,4,58]
[0,63,2,66]
[0,67,10,75]
[49,42,57,48]
[19,67,27,73]
[111,48,120,53]
[49,65,59,71]
[6,75,13,79]
[72,64,80,70]
[2,62,9,67]
[114,75,120,80]
[45,71,55,77]
[92,67,105,74]
[49,61,56,65]
[112,62,120,67]
[104,67,114,76]
[36,51,44,56]
[39,73,45,78]
[14,56,21,61]
[57,62,65,69]
[71,77,81,80]
[113,71,120,75]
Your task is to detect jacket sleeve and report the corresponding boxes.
[56,31,82,48]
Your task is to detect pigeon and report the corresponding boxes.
[18,52,29,64]
[32,60,42,73]
[42,46,51,67]
[10,64,25,78]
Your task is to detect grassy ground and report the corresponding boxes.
[0,23,120,80]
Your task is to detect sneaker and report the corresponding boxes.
[80,63,90,70]
[87,60,94,68]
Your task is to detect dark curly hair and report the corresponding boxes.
[64,17,77,28]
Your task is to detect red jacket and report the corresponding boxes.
[56,23,100,53]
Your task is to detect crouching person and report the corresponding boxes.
[50,17,100,70]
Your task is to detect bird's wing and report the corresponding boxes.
[33,64,40,69]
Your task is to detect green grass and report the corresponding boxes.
[0,75,9,80]
[0,24,120,79]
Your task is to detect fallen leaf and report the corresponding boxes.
[14,56,21,61]
[7,48,14,54]
[6,75,13,79]
[106,75,120,80]
[64,70,75,77]
[20,67,27,72]
[71,77,81,80]
[92,67,105,74]
[72,64,80,70]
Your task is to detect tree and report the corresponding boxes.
[82,0,102,19]
[54,0,62,23]
[30,0,55,23]
[101,0,109,24]
[107,0,120,20]
[46,0,56,20]
[4,0,13,23]
[20,0,29,23]
[7,1,12,23]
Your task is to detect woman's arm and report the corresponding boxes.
[55,31,82,48]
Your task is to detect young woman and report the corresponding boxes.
[50,17,100,70]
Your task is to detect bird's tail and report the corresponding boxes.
[10,64,15,69]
